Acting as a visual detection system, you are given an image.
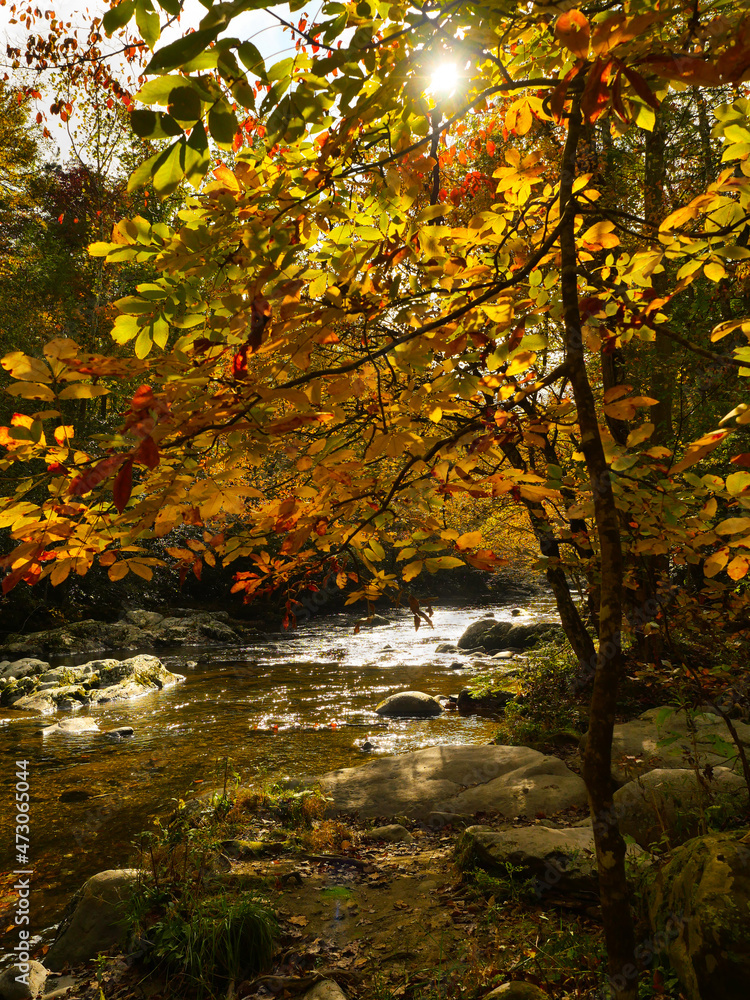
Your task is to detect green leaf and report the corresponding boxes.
[208,104,237,147]
[135,75,186,105]
[238,41,267,82]
[168,85,203,124]
[146,27,220,74]
[152,138,187,198]
[127,150,162,192]
[135,0,160,49]
[184,122,210,188]
[159,0,182,13]
[131,109,183,139]
[102,0,136,36]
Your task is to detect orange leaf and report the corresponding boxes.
[555,10,590,59]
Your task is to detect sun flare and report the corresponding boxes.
[429,61,459,96]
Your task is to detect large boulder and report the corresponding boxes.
[2,654,184,715]
[45,869,140,971]
[457,619,563,652]
[374,691,443,718]
[644,831,750,1000]
[614,768,749,849]
[460,823,643,902]
[585,706,750,785]
[318,744,587,820]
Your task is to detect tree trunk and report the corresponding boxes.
[560,95,639,1000]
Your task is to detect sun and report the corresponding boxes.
[429,61,459,97]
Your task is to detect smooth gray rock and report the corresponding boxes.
[374,691,443,718]
[435,643,458,653]
[0,961,47,1000]
[125,610,164,628]
[363,824,414,843]
[318,744,588,820]
[300,981,347,1000]
[645,831,750,1000]
[484,984,550,1000]
[614,767,749,849]
[588,706,750,785]
[457,619,563,652]
[43,718,100,736]
[45,869,140,971]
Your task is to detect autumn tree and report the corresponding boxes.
[5,2,750,995]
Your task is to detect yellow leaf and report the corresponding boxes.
[402,559,423,581]
[603,384,632,404]
[429,406,443,423]
[396,547,417,561]
[716,517,750,535]
[727,555,750,581]
[605,399,636,420]
[108,561,130,581]
[50,560,73,586]
[711,319,750,342]
[5,382,56,401]
[704,261,727,282]
[704,549,729,577]
[1,353,52,383]
[128,560,154,581]
[581,219,619,250]
[58,384,110,400]
[506,350,536,377]
[456,530,483,550]
[424,556,465,571]
[670,430,729,475]
[626,423,654,447]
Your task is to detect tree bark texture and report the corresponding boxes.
[559,96,639,1000]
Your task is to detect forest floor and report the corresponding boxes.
[35,806,651,1000]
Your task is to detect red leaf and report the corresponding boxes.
[233,344,249,378]
[113,459,133,513]
[248,295,272,351]
[486,140,495,156]
[581,58,614,122]
[70,455,126,497]
[622,66,661,109]
[731,453,750,467]
[136,435,160,469]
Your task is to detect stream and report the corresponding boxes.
[0,596,556,955]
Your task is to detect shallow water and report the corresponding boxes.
[0,597,556,951]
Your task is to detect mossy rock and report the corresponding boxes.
[645,830,750,1000]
